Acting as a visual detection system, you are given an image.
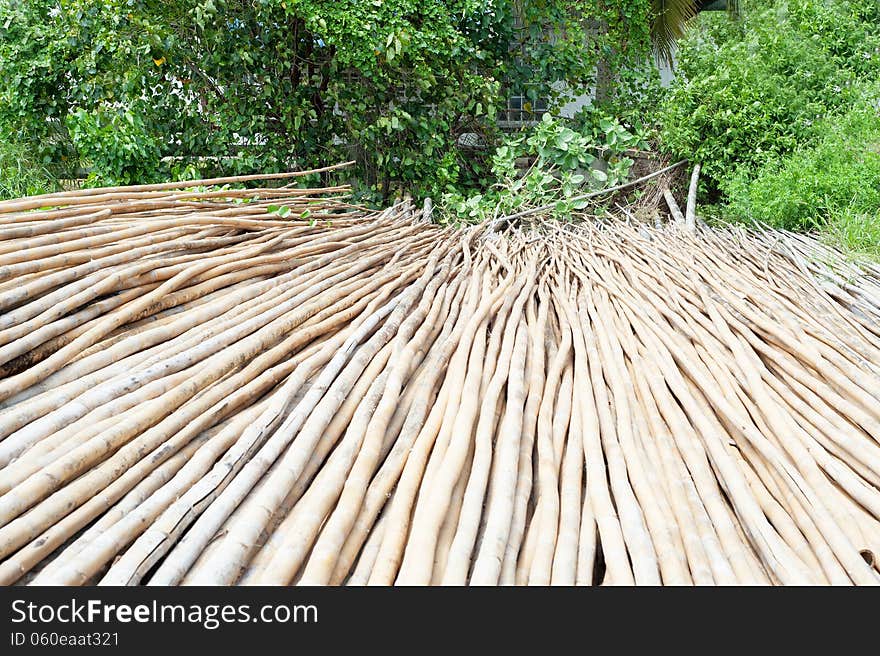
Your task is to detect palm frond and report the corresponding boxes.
[651,0,699,66]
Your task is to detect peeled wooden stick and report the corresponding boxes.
[663,188,685,225]
[446,276,533,585]
[685,164,700,231]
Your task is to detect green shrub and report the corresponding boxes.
[440,112,648,224]
[660,0,880,190]
[724,90,880,254]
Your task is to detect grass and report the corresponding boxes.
[0,141,57,200]
[824,206,880,260]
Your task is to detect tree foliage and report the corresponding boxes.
[0,0,657,198]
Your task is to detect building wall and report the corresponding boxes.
[557,57,676,118]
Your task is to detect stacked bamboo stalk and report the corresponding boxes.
[0,170,879,586]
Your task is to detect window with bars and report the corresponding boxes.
[500,90,549,123]
[500,95,547,122]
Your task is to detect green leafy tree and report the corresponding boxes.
[0,0,658,199]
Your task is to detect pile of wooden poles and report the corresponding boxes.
[0,168,879,586]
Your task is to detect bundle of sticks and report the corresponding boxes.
[0,170,879,586]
